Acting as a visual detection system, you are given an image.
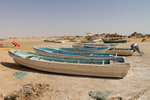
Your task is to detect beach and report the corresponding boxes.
[0,38,150,100]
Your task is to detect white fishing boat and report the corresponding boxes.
[9,50,130,78]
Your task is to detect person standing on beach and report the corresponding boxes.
[131,43,143,56]
[12,41,20,47]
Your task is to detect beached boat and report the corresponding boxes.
[80,40,96,43]
[43,39,52,42]
[33,46,117,58]
[72,43,132,55]
[72,43,117,48]
[106,48,133,56]
[9,50,130,78]
[53,40,65,43]
[58,46,110,53]
[103,40,127,43]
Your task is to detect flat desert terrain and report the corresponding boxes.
[0,39,150,100]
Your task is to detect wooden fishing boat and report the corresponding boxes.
[9,50,130,78]
[58,46,110,53]
[72,43,117,48]
[106,48,133,56]
[103,40,127,43]
[33,46,117,58]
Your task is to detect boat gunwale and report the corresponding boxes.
[74,43,118,46]
[33,47,118,57]
[59,46,110,51]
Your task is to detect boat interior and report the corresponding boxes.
[34,47,117,57]
[9,50,125,65]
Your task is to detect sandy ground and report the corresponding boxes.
[0,39,150,100]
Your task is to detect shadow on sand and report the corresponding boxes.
[1,62,121,80]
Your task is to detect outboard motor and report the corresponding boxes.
[131,43,143,56]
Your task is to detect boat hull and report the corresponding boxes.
[9,52,130,78]
[49,47,133,56]
[35,49,116,58]
[36,47,133,56]
[33,47,117,58]
[107,50,133,56]
[103,40,127,43]
[69,49,133,56]
[106,48,133,56]
[59,46,110,53]
[73,43,117,48]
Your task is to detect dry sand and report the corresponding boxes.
[0,39,150,100]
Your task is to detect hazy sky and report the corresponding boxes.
[0,0,150,38]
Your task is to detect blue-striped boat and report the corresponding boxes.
[58,46,110,53]
[9,49,130,78]
[33,47,117,58]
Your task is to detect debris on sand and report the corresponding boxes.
[0,93,3,100]
[13,71,28,80]
[89,90,111,100]
[4,83,49,100]
[89,89,147,100]
[109,96,125,100]
[141,38,146,42]
[128,89,147,100]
